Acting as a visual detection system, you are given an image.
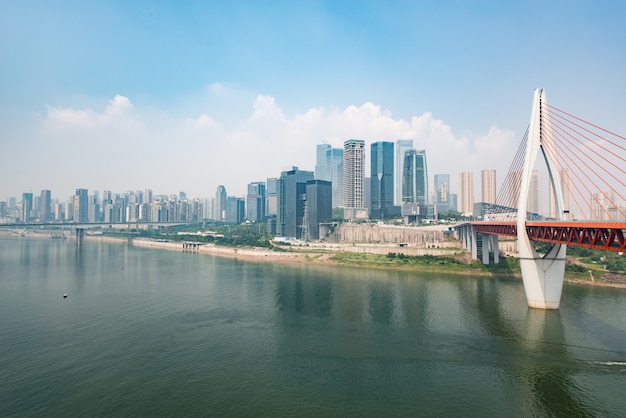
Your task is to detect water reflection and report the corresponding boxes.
[467,278,599,416]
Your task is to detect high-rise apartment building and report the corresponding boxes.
[402,150,428,204]
[215,185,227,221]
[343,139,366,219]
[246,181,266,222]
[277,167,314,238]
[370,141,395,219]
[39,190,51,222]
[434,174,450,214]
[481,169,496,204]
[395,139,414,206]
[458,172,474,215]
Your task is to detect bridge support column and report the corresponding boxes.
[481,234,499,264]
[471,227,478,261]
[520,244,566,309]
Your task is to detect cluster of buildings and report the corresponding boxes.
[4,138,621,240]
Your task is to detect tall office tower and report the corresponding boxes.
[266,178,278,216]
[370,141,394,219]
[88,195,99,222]
[315,144,331,180]
[343,139,366,219]
[9,197,16,209]
[327,147,344,207]
[450,194,458,212]
[215,185,227,221]
[304,180,332,240]
[65,196,75,221]
[225,197,245,224]
[528,170,542,215]
[277,167,314,238]
[0,201,6,218]
[39,190,51,222]
[246,181,266,222]
[402,150,428,204]
[434,174,450,214]
[74,189,89,222]
[549,170,572,219]
[21,192,33,223]
[481,169,497,204]
[54,203,64,221]
[458,172,474,215]
[395,139,414,205]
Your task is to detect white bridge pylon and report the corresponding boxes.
[518,88,567,309]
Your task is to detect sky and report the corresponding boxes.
[1,0,625,201]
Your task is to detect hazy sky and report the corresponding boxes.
[1,0,624,201]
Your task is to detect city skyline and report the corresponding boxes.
[2,2,625,200]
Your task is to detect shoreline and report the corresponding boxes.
[4,232,624,289]
[128,237,626,289]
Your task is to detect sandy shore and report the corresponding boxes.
[131,238,322,264]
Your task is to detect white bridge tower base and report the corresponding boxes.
[517,89,568,310]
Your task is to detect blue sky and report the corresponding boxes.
[1,0,624,200]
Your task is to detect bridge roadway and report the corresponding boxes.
[470,221,626,253]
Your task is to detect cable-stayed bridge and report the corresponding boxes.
[456,89,625,310]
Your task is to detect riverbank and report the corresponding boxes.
[5,231,623,289]
[126,237,626,289]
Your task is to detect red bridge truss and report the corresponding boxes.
[471,221,626,253]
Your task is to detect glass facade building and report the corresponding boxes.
[370,141,395,219]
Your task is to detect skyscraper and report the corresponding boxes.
[246,181,266,222]
[481,169,496,204]
[277,167,314,238]
[304,180,332,240]
[215,185,227,221]
[225,197,245,224]
[39,189,51,222]
[395,139,414,205]
[21,192,33,223]
[343,139,366,219]
[266,178,278,216]
[327,147,344,208]
[370,141,394,219]
[434,174,450,214]
[315,144,331,180]
[75,189,89,223]
[402,150,428,204]
[458,172,474,215]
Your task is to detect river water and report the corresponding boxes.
[1,237,625,417]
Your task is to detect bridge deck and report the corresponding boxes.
[470,221,626,253]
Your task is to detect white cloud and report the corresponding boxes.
[8,92,518,199]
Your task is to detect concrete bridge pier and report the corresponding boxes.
[481,234,499,265]
[519,243,566,310]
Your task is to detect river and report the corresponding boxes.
[1,237,625,416]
